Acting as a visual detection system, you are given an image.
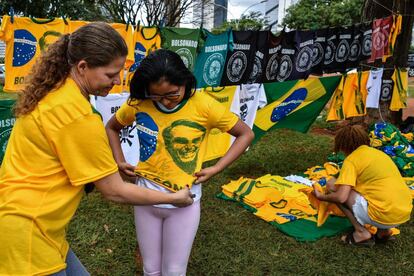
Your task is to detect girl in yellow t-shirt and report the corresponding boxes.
[0,23,193,276]
[313,125,412,247]
[106,49,254,275]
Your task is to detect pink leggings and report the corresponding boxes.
[134,201,200,276]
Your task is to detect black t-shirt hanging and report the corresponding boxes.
[247,31,268,83]
[360,21,373,61]
[334,26,353,73]
[323,27,340,73]
[221,30,257,86]
[277,30,315,82]
[380,70,393,102]
[311,28,328,76]
[262,31,282,83]
[346,24,363,69]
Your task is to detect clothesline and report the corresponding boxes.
[371,0,414,17]
[359,64,396,71]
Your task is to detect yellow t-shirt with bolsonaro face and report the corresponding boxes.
[0,78,118,275]
[116,91,239,192]
[335,145,412,225]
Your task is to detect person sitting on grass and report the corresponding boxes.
[313,124,412,246]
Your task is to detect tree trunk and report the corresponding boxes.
[357,0,414,126]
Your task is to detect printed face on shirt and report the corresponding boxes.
[231,58,243,75]
[163,120,206,175]
[82,56,126,97]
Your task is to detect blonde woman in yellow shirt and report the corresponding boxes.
[0,23,193,276]
[313,125,412,246]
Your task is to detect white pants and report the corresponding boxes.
[352,192,398,229]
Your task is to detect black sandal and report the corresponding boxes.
[342,232,375,247]
[374,233,396,244]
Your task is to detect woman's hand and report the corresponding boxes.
[312,184,324,200]
[172,187,195,207]
[194,166,220,184]
[118,162,136,177]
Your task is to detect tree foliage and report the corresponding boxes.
[0,0,201,27]
[98,0,143,24]
[0,0,105,21]
[212,11,268,34]
[282,0,364,30]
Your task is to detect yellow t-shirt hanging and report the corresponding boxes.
[67,20,89,33]
[0,15,68,92]
[203,86,239,162]
[327,74,346,121]
[115,92,238,192]
[383,15,402,62]
[390,68,408,111]
[124,26,161,92]
[109,23,135,94]
[342,72,368,118]
[0,78,118,275]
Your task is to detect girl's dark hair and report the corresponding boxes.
[129,49,197,101]
[334,124,370,155]
[14,22,128,116]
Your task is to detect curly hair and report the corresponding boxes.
[334,124,370,155]
[14,22,128,116]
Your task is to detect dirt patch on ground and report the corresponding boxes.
[403,97,414,120]
[310,127,336,136]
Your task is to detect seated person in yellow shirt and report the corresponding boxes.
[313,124,412,246]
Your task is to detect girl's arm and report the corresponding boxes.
[106,116,136,177]
[194,119,254,183]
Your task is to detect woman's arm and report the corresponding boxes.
[95,171,194,207]
[194,119,254,183]
[313,184,351,204]
[105,116,136,177]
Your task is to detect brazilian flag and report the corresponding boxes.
[253,76,341,143]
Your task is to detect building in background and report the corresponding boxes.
[265,0,299,32]
[214,0,228,28]
[192,0,228,30]
[0,40,5,60]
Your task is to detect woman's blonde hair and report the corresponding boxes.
[14,22,128,116]
[334,124,370,155]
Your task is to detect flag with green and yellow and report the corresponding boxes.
[253,76,341,143]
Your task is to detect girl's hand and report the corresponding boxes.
[172,187,195,207]
[194,166,220,184]
[118,162,136,177]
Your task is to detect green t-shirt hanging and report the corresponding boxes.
[194,29,233,88]
[160,27,201,71]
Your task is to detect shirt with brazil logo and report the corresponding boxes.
[160,27,201,71]
[194,29,233,88]
[115,91,238,193]
[0,15,68,92]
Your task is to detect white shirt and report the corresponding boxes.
[94,93,140,166]
[366,69,384,108]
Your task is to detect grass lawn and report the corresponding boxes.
[409,77,414,98]
[68,125,414,275]
[409,83,414,98]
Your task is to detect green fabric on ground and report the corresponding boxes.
[217,192,352,242]
[270,216,352,242]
